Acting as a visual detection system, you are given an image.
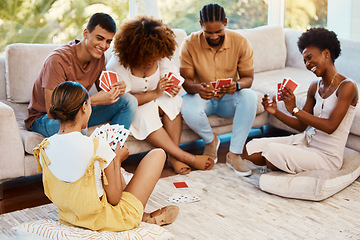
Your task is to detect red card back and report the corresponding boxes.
[284,79,298,92]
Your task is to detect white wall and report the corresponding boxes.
[328,0,360,41]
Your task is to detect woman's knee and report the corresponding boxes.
[147,148,166,164]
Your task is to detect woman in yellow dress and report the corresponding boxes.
[33,81,179,232]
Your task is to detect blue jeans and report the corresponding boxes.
[181,89,257,154]
[31,93,138,137]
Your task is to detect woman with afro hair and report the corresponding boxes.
[238,27,358,174]
[107,16,214,175]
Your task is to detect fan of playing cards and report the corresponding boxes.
[99,71,119,92]
[277,78,299,101]
[90,123,130,151]
[211,78,232,92]
[164,72,184,97]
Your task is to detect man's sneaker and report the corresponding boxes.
[226,153,252,177]
[203,135,220,163]
[258,165,272,174]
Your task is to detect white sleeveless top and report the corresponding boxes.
[305,79,357,169]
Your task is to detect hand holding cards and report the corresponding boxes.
[99,71,119,92]
[90,123,130,150]
[164,72,184,97]
[210,78,232,92]
[277,78,299,101]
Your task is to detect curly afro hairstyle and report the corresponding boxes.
[113,16,177,69]
[297,27,341,63]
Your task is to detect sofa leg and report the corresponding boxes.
[0,182,3,201]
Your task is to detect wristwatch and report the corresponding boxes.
[292,107,299,116]
[236,81,241,91]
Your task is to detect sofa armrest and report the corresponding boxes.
[0,56,5,100]
[0,101,25,180]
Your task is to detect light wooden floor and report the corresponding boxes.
[0,126,291,214]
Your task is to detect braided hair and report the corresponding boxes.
[200,4,226,24]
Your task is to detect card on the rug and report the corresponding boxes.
[168,193,200,204]
[173,181,189,189]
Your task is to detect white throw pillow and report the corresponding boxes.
[259,147,360,201]
[14,219,174,240]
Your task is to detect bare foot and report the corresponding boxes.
[168,157,190,174]
[143,206,179,226]
[186,154,212,169]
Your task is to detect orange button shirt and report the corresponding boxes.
[180,29,254,87]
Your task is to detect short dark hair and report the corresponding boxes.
[87,13,116,33]
[200,4,226,24]
[297,27,341,63]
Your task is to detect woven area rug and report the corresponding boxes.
[1,163,360,239]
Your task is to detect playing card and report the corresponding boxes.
[281,78,287,90]
[164,72,184,97]
[90,123,130,151]
[210,81,217,89]
[277,82,282,101]
[99,71,111,92]
[216,78,232,89]
[90,127,100,138]
[107,71,119,86]
[107,124,119,143]
[115,126,130,149]
[168,193,200,204]
[277,78,299,101]
[283,78,299,92]
[173,181,189,189]
[100,79,111,92]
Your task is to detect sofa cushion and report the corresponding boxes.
[284,28,307,69]
[235,25,287,73]
[0,56,6,100]
[259,147,360,201]
[5,44,61,103]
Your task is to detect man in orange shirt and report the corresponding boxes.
[180,3,257,176]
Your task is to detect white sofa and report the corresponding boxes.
[0,25,359,187]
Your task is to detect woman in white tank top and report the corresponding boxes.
[234,27,358,175]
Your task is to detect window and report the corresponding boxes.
[284,0,327,30]
[158,0,268,34]
[0,0,129,55]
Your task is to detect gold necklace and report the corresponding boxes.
[321,72,338,109]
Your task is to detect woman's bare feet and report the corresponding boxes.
[142,205,179,226]
[168,157,191,174]
[184,154,213,169]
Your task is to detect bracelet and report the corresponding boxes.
[292,107,299,116]
[236,81,241,91]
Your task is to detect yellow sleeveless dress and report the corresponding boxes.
[33,137,144,232]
